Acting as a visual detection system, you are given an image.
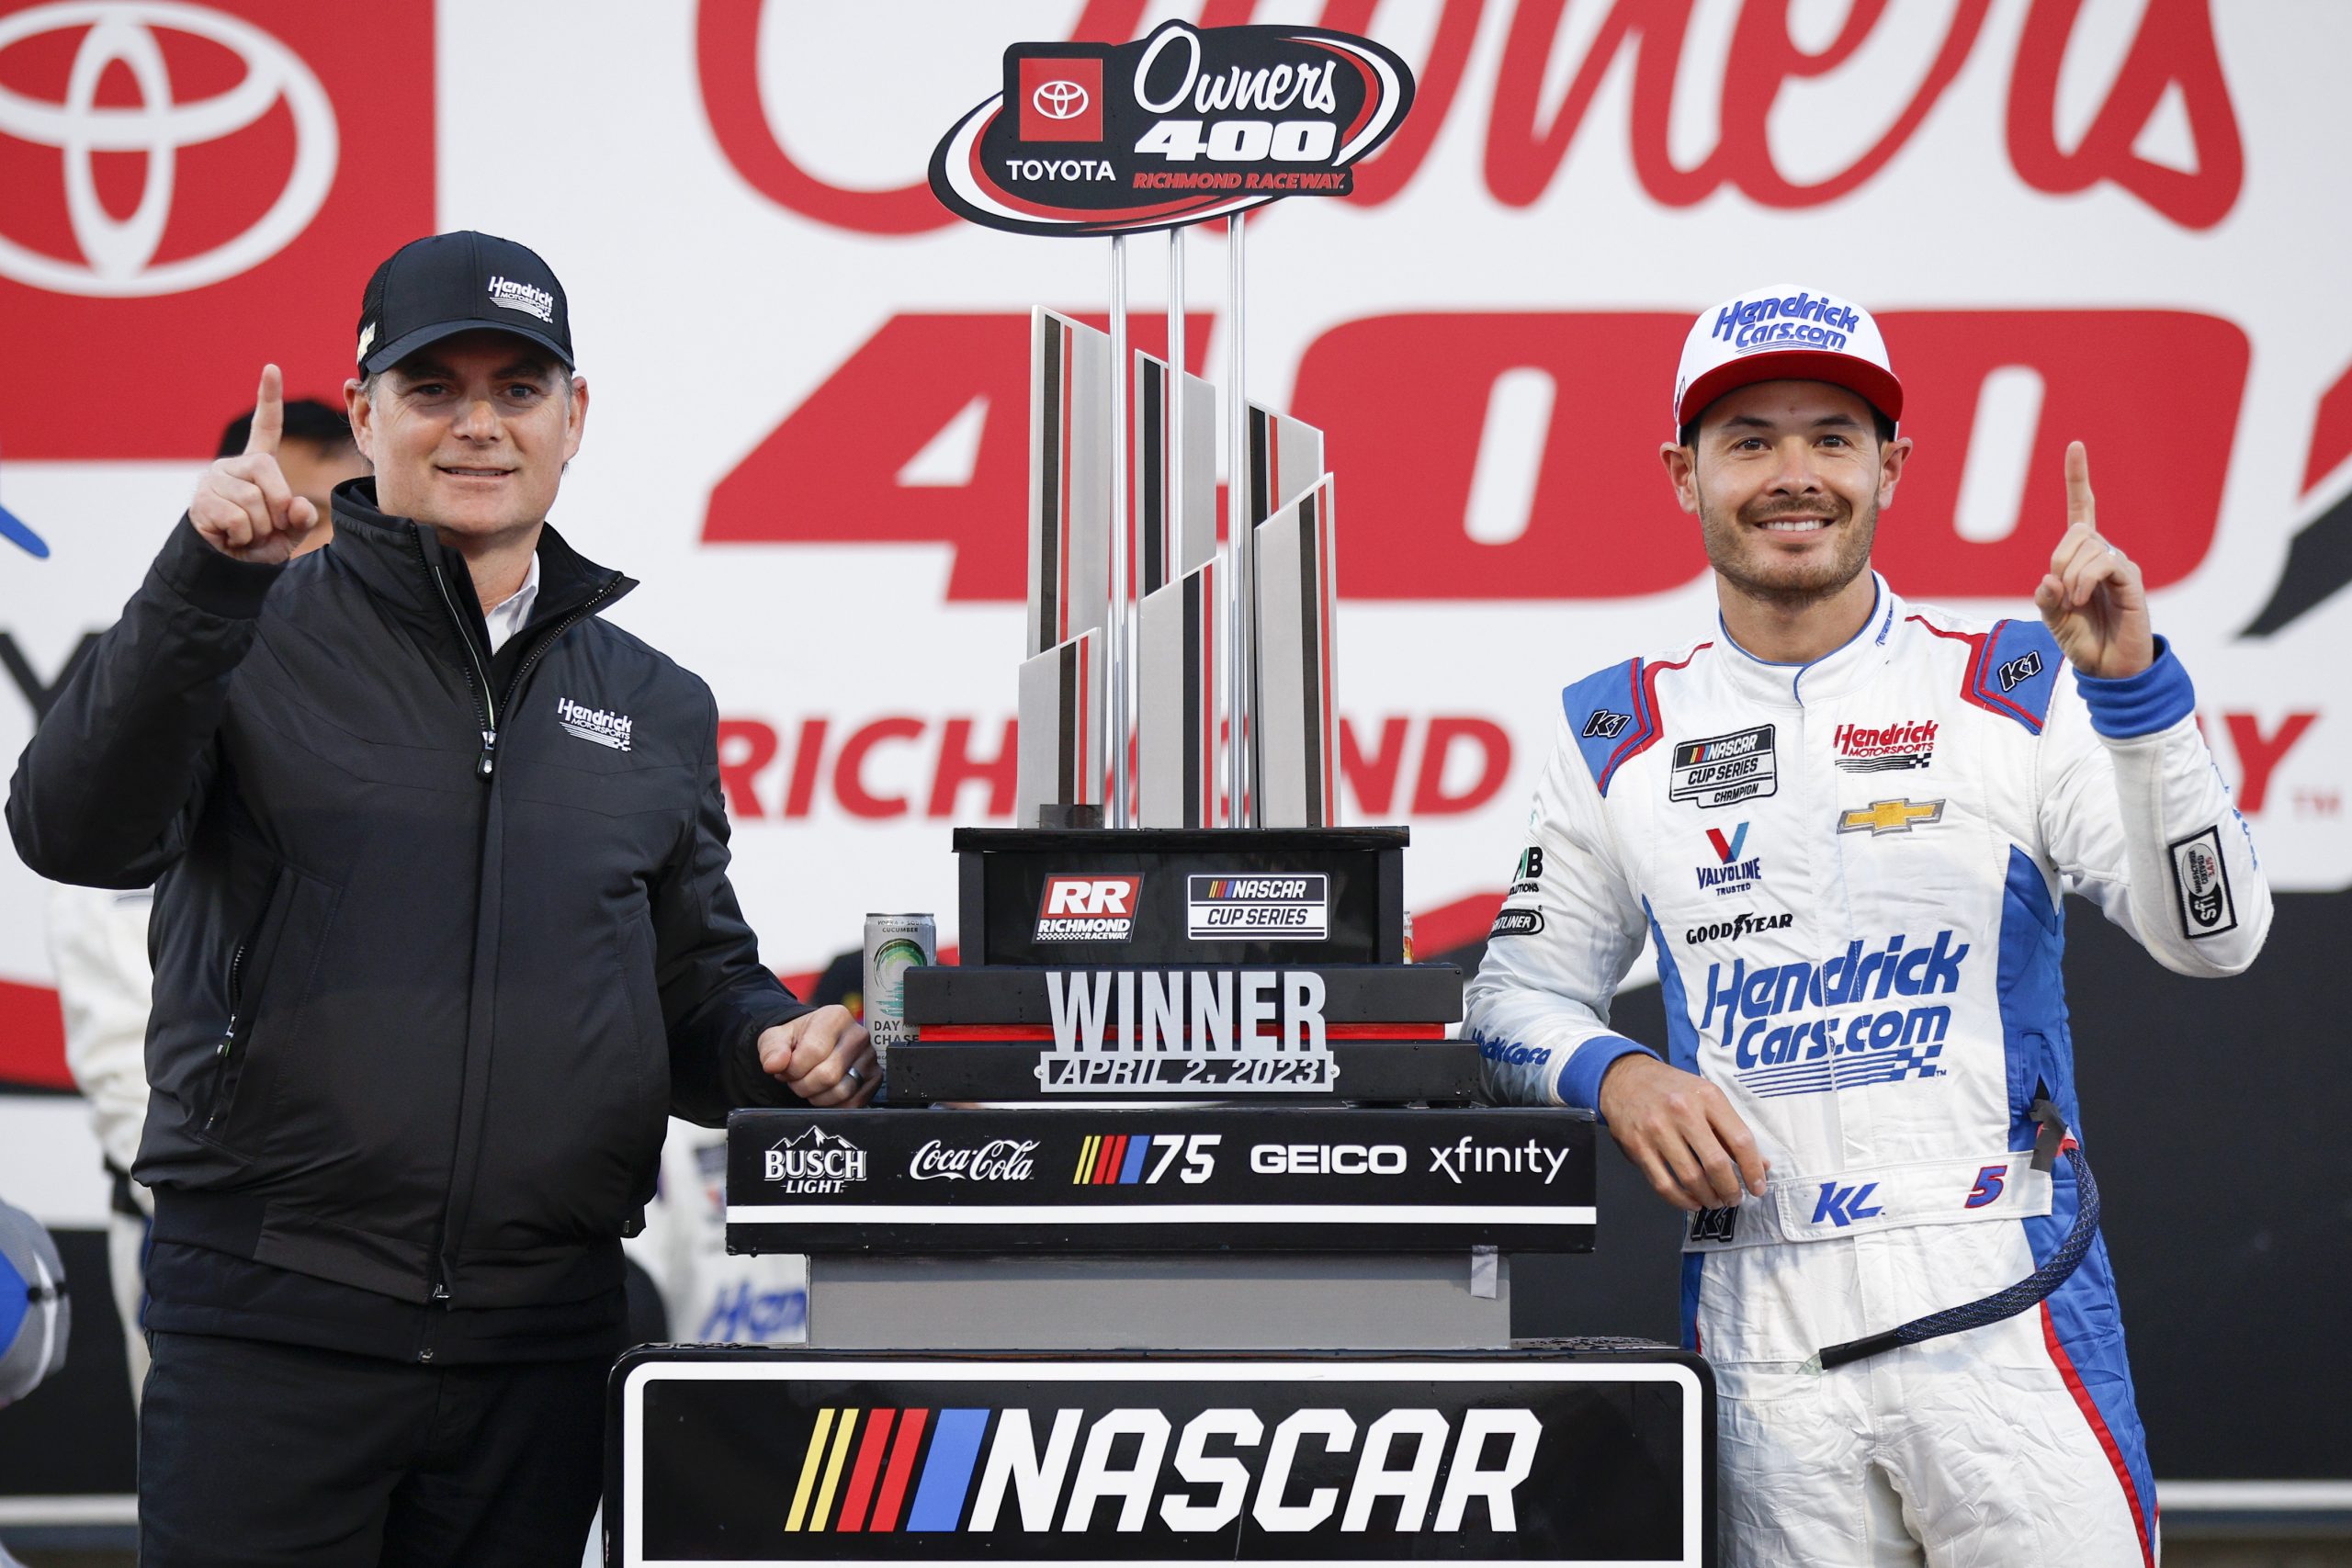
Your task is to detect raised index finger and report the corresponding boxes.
[2064,439,2094,530]
[245,364,285,457]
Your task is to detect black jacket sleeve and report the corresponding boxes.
[654,694,811,1126]
[8,517,281,888]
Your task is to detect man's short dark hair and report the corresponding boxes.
[216,399,357,460]
[1679,405,1897,452]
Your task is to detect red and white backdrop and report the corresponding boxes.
[4,0,2349,1222]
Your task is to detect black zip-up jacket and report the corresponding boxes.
[8,482,808,1351]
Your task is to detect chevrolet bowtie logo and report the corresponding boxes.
[1838,798,1946,835]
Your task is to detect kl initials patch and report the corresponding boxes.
[2168,825,2237,938]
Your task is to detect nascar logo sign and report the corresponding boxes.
[1188,874,1328,939]
[612,1355,1708,1564]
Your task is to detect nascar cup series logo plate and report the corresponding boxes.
[929,20,1416,236]
[0,2,337,296]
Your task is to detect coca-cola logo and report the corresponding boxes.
[0,1,338,297]
[909,1137,1040,1183]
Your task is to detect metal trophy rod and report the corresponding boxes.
[1167,228,1184,614]
[1226,210,1250,827]
[1108,234,1132,829]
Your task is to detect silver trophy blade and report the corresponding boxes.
[1015,629,1106,828]
[1137,554,1221,829]
[1252,474,1341,829]
[1133,350,1219,597]
[1027,309,1114,661]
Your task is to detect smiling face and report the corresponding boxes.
[346,329,587,541]
[1660,379,1910,609]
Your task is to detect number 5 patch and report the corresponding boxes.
[2167,825,2237,939]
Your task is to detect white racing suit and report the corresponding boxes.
[1465,576,2268,1566]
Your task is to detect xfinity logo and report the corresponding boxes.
[486,274,554,321]
[1428,1136,1570,1187]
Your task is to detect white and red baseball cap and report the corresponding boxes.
[1672,284,1902,433]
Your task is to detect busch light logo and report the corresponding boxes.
[1698,931,1971,1098]
[763,1125,867,1193]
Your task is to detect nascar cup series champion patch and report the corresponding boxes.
[930,20,1416,236]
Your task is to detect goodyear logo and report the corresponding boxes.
[781,1403,1542,1536]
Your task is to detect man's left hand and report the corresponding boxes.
[757,1006,879,1107]
[2034,441,2154,679]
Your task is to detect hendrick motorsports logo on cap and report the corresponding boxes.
[1188,874,1327,940]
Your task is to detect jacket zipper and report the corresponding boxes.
[417,544,622,1321]
[202,939,251,1134]
[418,532,499,776]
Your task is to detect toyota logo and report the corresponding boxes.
[0,1,338,297]
[1032,80,1089,120]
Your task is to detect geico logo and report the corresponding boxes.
[789,1404,1544,1534]
[1250,1143,1408,1175]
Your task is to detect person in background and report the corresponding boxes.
[46,395,367,1408]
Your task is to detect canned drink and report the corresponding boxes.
[863,913,935,1064]
[1402,910,1415,964]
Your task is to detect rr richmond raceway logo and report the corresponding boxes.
[1833,718,1938,773]
[0,2,337,296]
[775,1401,1542,1535]
[1699,931,1970,1095]
[763,1125,867,1193]
[1187,874,1328,940]
[1037,875,1141,942]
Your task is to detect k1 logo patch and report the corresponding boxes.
[2168,825,2237,938]
[1669,724,1776,808]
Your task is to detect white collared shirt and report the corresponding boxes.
[483,552,541,656]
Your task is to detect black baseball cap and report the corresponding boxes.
[356,231,574,376]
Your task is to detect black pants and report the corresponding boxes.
[140,1331,605,1568]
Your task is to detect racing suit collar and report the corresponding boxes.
[1714,572,1901,708]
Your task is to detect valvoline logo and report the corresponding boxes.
[1695,822,1762,897]
[779,1402,1541,1535]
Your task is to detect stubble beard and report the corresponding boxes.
[1698,481,1879,614]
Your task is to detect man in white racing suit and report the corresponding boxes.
[1465,284,2269,1566]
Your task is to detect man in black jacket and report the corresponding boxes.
[7,231,877,1566]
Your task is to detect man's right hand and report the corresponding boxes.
[1596,1053,1770,1212]
[189,365,321,564]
